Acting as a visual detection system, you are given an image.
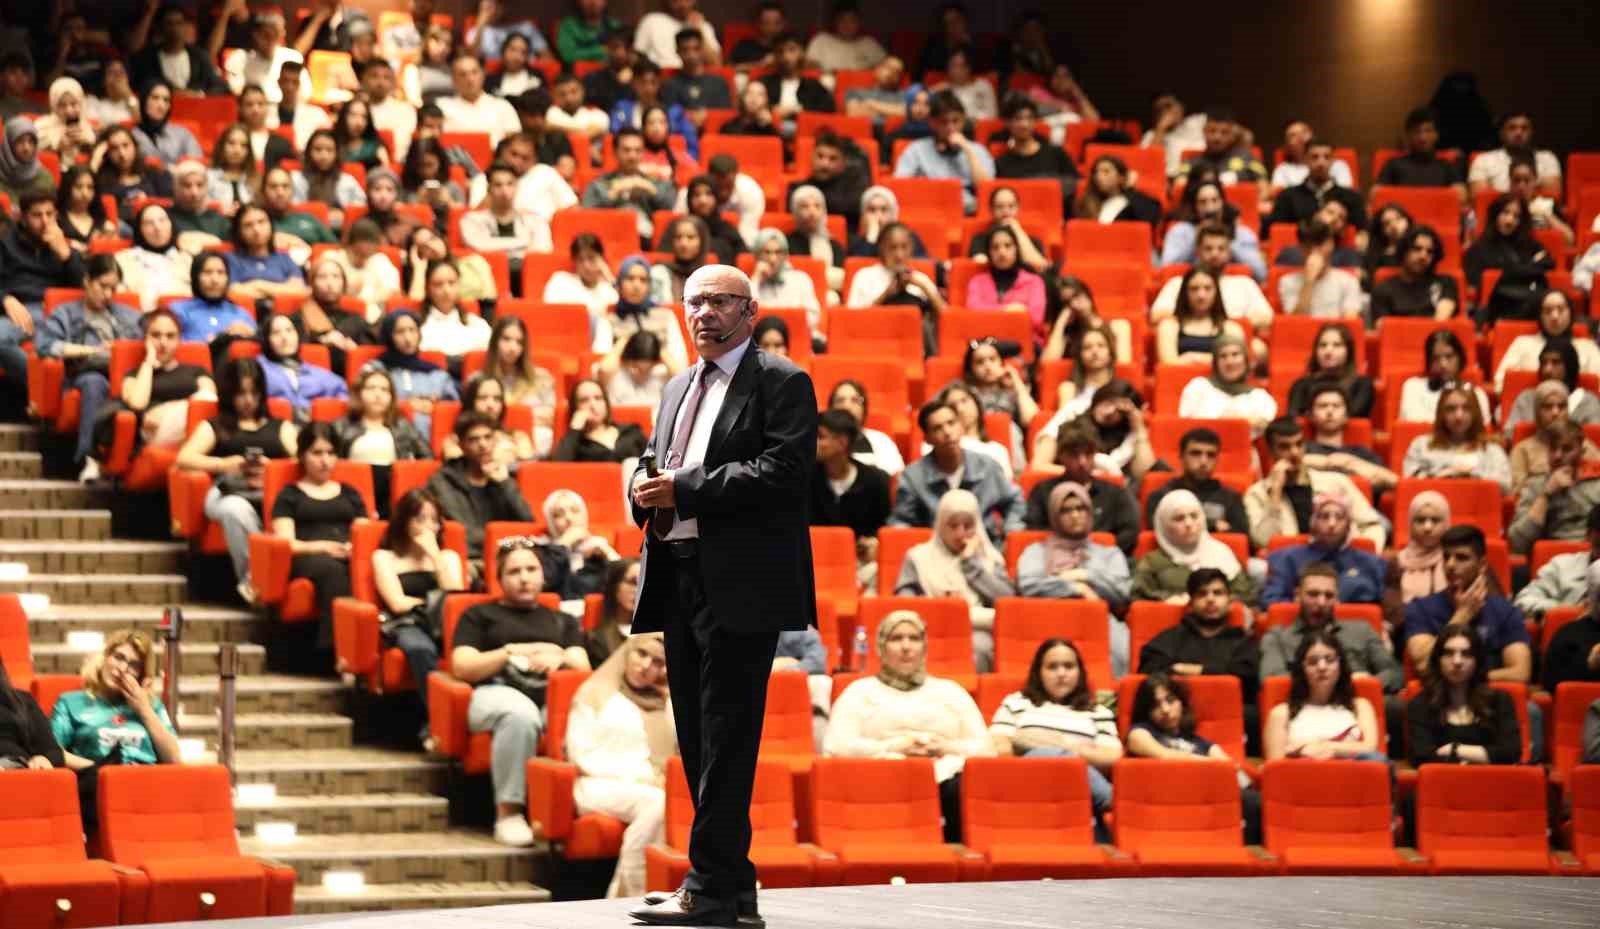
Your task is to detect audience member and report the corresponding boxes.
[1375,107,1467,205]
[1137,569,1259,712]
[760,33,834,130]
[438,52,520,148]
[810,408,892,573]
[968,186,1052,274]
[450,540,589,845]
[1507,153,1574,246]
[1262,562,1403,692]
[827,380,905,475]
[1360,204,1412,289]
[1016,483,1132,670]
[893,90,993,215]
[1265,138,1366,233]
[1142,427,1249,536]
[750,232,822,323]
[441,374,536,466]
[34,78,98,165]
[1273,200,1362,268]
[1023,418,1139,554]
[1402,526,1531,685]
[362,59,416,161]
[1465,193,1553,324]
[96,125,175,215]
[1037,325,1116,439]
[844,56,908,125]
[1468,111,1562,194]
[0,118,54,203]
[1142,94,1208,177]
[1286,324,1374,418]
[1161,180,1267,281]
[1261,489,1387,606]
[1262,628,1383,762]
[1177,107,1266,184]
[582,128,677,243]
[222,204,312,303]
[894,489,1016,672]
[1301,383,1396,492]
[1177,334,1277,437]
[404,226,496,305]
[116,204,193,313]
[668,176,744,266]
[426,412,533,567]
[1277,221,1361,318]
[0,192,88,393]
[1495,291,1600,393]
[916,3,979,78]
[1504,354,1600,465]
[1124,672,1260,842]
[1509,420,1600,555]
[848,186,931,259]
[1132,492,1256,604]
[334,368,433,514]
[788,132,868,232]
[130,81,202,168]
[577,36,634,118]
[806,3,887,72]
[55,166,118,252]
[1401,384,1512,493]
[466,2,549,68]
[1075,155,1162,226]
[237,85,296,171]
[718,81,781,139]
[258,315,350,418]
[824,610,994,843]
[634,0,721,69]
[935,48,994,120]
[535,489,621,600]
[1382,491,1452,630]
[0,652,61,770]
[1395,329,1490,424]
[552,379,649,463]
[299,256,383,373]
[587,559,640,667]
[556,0,624,64]
[130,4,229,95]
[376,309,457,439]
[268,62,331,150]
[1541,559,1600,690]
[167,160,230,252]
[844,223,948,345]
[462,162,552,282]
[1150,227,1272,337]
[663,28,731,124]
[1244,418,1385,552]
[1271,121,1354,188]
[889,400,1024,543]
[1406,624,1521,766]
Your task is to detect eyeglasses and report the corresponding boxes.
[684,293,751,313]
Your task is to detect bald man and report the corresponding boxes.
[629,265,817,926]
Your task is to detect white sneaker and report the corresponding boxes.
[236,579,257,605]
[494,814,535,847]
[78,458,101,483]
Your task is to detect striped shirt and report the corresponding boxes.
[989,692,1118,747]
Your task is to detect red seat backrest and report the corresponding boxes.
[0,768,88,862]
[961,755,1096,851]
[98,764,241,864]
[1117,672,1247,759]
[856,596,973,679]
[810,757,945,848]
[1113,757,1244,851]
[1261,758,1395,855]
[991,597,1114,686]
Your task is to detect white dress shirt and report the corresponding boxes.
[664,337,750,540]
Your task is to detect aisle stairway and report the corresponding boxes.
[10,422,552,915]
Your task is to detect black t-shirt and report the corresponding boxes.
[271,483,367,543]
[1306,440,1382,467]
[150,363,210,406]
[453,602,583,655]
[1370,273,1459,321]
[534,131,573,166]
[994,144,1077,180]
[1284,483,1315,532]
[1376,153,1462,187]
[662,73,732,110]
[467,482,498,518]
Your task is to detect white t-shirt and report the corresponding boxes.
[437,92,521,148]
[632,12,719,69]
[1151,274,1273,329]
[1468,148,1563,192]
[225,46,308,105]
[418,307,492,357]
[1178,377,1278,436]
[158,48,191,90]
[804,32,887,72]
[1270,159,1355,190]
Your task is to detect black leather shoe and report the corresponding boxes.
[640,889,759,926]
[628,888,737,926]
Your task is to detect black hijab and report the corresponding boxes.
[378,310,440,373]
[137,80,172,138]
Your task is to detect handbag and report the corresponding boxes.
[379,589,446,643]
[493,658,549,708]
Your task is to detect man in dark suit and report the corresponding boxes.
[628,264,818,927]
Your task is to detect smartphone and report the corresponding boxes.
[245,446,264,465]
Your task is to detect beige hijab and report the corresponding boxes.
[1397,491,1451,602]
[907,489,1005,611]
[1153,488,1242,578]
[875,609,928,692]
[573,634,676,775]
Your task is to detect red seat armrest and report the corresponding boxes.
[103,410,138,474]
[249,533,294,604]
[28,356,63,420]
[428,670,473,758]
[526,758,578,841]
[168,470,214,539]
[110,863,150,926]
[333,597,382,676]
[255,858,297,915]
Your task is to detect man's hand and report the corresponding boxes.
[1545,466,1575,496]
[26,754,52,769]
[483,460,510,484]
[1304,249,1327,282]
[1587,642,1600,671]
[1452,574,1487,623]
[3,297,33,337]
[1267,457,1291,502]
[224,321,256,337]
[633,473,677,511]
[39,222,72,260]
[1171,662,1204,676]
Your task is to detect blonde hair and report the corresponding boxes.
[80,629,154,701]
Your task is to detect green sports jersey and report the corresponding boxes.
[50,690,174,766]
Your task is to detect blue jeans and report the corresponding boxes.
[1527,700,1544,763]
[0,302,44,393]
[1023,746,1113,813]
[70,371,110,464]
[389,623,440,719]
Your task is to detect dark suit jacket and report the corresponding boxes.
[631,341,818,636]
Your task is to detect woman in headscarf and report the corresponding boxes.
[602,256,689,370]
[363,167,402,237]
[115,203,193,312]
[848,185,931,258]
[893,489,1016,673]
[1177,333,1277,438]
[130,80,203,167]
[824,610,995,842]
[536,488,621,600]
[1131,489,1257,604]
[1493,289,1600,393]
[750,229,822,326]
[378,309,459,440]
[674,175,746,264]
[566,634,674,898]
[34,77,99,164]
[1503,338,1600,441]
[1508,377,1600,496]
[258,314,350,420]
[1382,491,1452,634]
[785,184,846,293]
[0,117,54,202]
[882,85,933,163]
[1016,481,1132,675]
[649,216,710,304]
[168,251,255,350]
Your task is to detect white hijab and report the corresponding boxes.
[1152,488,1242,578]
[907,489,1004,610]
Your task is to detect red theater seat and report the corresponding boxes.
[1112,758,1275,875]
[809,758,985,884]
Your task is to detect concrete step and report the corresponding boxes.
[0,479,109,510]
[234,747,449,798]
[0,509,111,540]
[240,830,541,886]
[0,572,186,605]
[182,712,353,751]
[178,673,346,716]
[235,791,449,835]
[0,424,41,452]
[28,604,263,645]
[292,881,550,914]
[30,641,266,676]
[0,451,44,479]
[0,539,186,575]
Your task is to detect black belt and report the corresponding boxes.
[664,538,700,559]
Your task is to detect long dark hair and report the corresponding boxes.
[297,421,340,467]
[639,105,678,170]
[1287,626,1356,717]
[1421,623,1499,732]
[460,372,507,428]
[1481,192,1535,248]
[1021,638,1094,710]
[1304,322,1358,380]
[1173,266,1228,327]
[600,557,639,628]
[230,204,277,254]
[383,487,444,557]
[1171,176,1236,228]
[214,357,267,439]
[567,377,612,426]
[56,165,108,226]
[1076,154,1127,220]
[401,136,450,191]
[1132,672,1196,737]
[936,382,988,441]
[95,125,155,186]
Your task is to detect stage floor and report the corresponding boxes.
[134,876,1600,929]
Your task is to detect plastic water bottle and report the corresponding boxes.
[852,627,869,672]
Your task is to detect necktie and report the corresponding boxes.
[653,363,713,537]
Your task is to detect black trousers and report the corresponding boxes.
[292,554,351,649]
[659,544,779,901]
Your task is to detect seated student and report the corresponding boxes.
[480,316,557,443]
[293,131,365,231]
[298,258,380,377]
[958,335,1037,444]
[827,379,905,475]
[1261,490,1387,606]
[751,231,822,323]
[1302,383,1397,492]
[1504,342,1600,442]
[1152,267,1249,367]
[1137,568,1260,748]
[1244,418,1386,552]
[0,119,54,204]
[1494,290,1600,394]
[1465,193,1553,325]
[258,315,348,420]
[893,90,993,216]
[552,379,648,463]
[95,126,174,216]
[650,217,712,305]
[719,80,783,140]
[373,487,466,747]
[889,400,1025,544]
[1151,224,1274,344]
[50,630,179,830]
[440,373,536,467]
[91,309,216,462]
[1177,107,1266,186]
[636,105,701,188]
[1287,323,1374,419]
[223,205,311,304]
[1382,491,1452,631]
[1278,220,1361,319]
[1396,329,1492,425]
[175,357,298,604]
[824,610,995,843]
[1017,482,1131,663]
[1369,226,1459,323]
[334,367,433,515]
[993,96,1078,207]
[168,251,256,357]
[0,652,62,770]
[403,226,498,307]
[400,136,467,213]
[1376,107,1467,199]
[989,638,1119,835]
[35,255,142,483]
[810,409,892,588]
[786,185,847,294]
[1262,562,1403,691]
[807,1,887,71]
[331,96,389,170]
[676,172,750,265]
[1124,671,1260,842]
[1510,378,1600,498]
[662,27,731,124]
[1177,334,1277,438]
[1518,508,1600,624]
[130,80,203,167]
[1075,154,1162,230]
[378,309,459,440]
[787,132,869,234]
[1406,623,1521,767]
[1509,420,1600,556]
[1143,427,1249,536]
[934,47,994,120]
[1036,326,1117,448]
[1544,557,1600,692]
[269,422,370,667]
[1402,525,1531,684]
[535,489,621,601]
[580,128,677,246]
[894,489,1016,673]
[417,261,492,360]
[847,186,931,260]
[484,34,544,100]
[1273,200,1363,270]
[551,70,613,139]
[608,61,697,154]
[1264,136,1366,233]
[927,382,1013,479]
[1360,204,1412,287]
[600,331,671,409]
[1160,178,1266,282]
[1402,384,1512,494]
[543,234,621,325]
[1133,492,1257,605]
[966,226,1048,337]
[356,169,403,243]
[760,32,834,129]
[967,185,1053,275]
[1263,628,1384,762]
[1023,418,1139,554]
[258,166,336,259]
[425,411,532,569]
[56,165,119,253]
[452,540,591,846]
[0,192,84,394]
[167,160,231,255]
[587,559,640,668]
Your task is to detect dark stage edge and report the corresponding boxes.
[130,877,1600,929]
